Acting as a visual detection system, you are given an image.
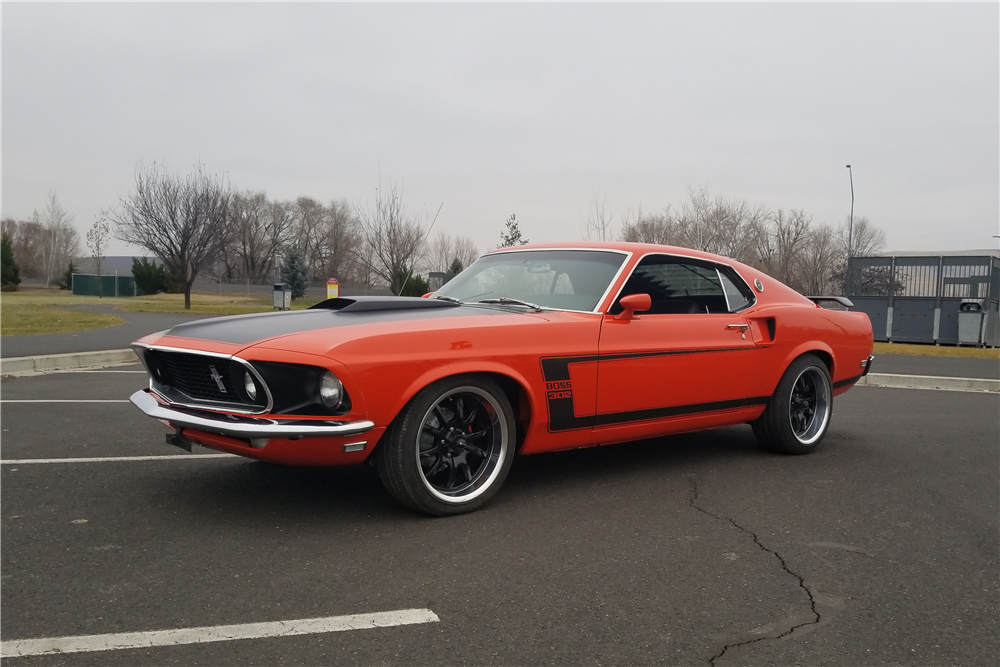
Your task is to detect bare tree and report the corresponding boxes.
[427,231,454,273]
[833,215,888,295]
[712,198,768,265]
[840,215,886,257]
[426,232,479,274]
[37,193,79,288]
[112,163,231,309]
[312,199,362,284]
[229,192,293,283]
[583,188,615,241]
[86,212,111,297]
[615,188,889,297]
[756,209,812,290]
[620,206,679,245]
[290,196,328,281]
[453,236,479,270]
[1,218,46,278]
[797,224,841,295]
[355,180,426,294]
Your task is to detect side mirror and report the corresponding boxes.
[614,293,652,321]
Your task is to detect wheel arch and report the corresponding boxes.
[783,342,835,382]
[383,364,537,450]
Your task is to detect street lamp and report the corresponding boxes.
[846,165,854,258]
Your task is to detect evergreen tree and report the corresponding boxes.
[1,231,21,289]
[396,266,430,296]
[131,257,171,295]
[279,246,309,299]
[55,261,77,290]
[498,214,528,248]
[449,257,464,275]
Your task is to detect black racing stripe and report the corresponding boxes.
[833,374,864,389]
[539,345,757,374]
[592,395,770,428]
[161,305,501,346]
[598,346,758,363]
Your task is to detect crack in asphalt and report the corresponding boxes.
[687,477,820,667]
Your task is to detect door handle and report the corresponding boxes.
[727,323,750,339]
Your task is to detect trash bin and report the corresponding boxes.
[273,283,292,310]
[958,299,985,346]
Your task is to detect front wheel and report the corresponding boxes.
[376,376,515,516]
[752,354,832,455]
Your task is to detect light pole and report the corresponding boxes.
[846,165,854,258]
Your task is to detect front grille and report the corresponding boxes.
[149,350,240,403]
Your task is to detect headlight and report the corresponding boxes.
[319,372,343,409]
[244,371,258,401]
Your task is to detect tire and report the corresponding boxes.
[752,354,833,455]
[376,376,516,516]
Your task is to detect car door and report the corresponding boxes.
[594,254,763,432]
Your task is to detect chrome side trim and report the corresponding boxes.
[129,390,375,439]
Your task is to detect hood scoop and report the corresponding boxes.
[308,296,459,312]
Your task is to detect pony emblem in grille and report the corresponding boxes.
[208,365,227,393]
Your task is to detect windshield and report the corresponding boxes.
[434,249,628,312]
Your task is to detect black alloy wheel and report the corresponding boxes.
[752,354,832,455]
[376,376,515,516]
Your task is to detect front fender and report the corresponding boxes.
[389,360,540,430]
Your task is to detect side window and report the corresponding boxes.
[610,256,731,315]
[719,269,754,312]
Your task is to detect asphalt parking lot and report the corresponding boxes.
[1,367,998,665]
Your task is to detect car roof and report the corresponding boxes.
[485,241,735,266]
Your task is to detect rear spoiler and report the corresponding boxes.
[807,296,854,309]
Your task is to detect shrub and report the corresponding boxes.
[131,257,170,295]
[1,232,21,289]
[55,261,77,290]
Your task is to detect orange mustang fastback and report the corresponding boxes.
[130,242,873,515]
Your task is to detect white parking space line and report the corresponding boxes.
[1,454,236,465]
[0,608,440,658]
[74,370,146,374]
[1,400,130,403]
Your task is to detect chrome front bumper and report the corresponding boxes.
[129,390,376,440]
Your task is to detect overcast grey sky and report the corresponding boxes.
[3,2,998,257]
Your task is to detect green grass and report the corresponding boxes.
[1,287,322,335]
[0,301,125,336]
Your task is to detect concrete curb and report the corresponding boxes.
[1,349,139,377]
[857,372,1000,394]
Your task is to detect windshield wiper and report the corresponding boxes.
[475,297,544,312]
[432,295,464,305]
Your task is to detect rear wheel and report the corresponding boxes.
[752,354,832,455]
[376,376,515,516]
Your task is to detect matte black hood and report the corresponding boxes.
[160,296,496,346]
